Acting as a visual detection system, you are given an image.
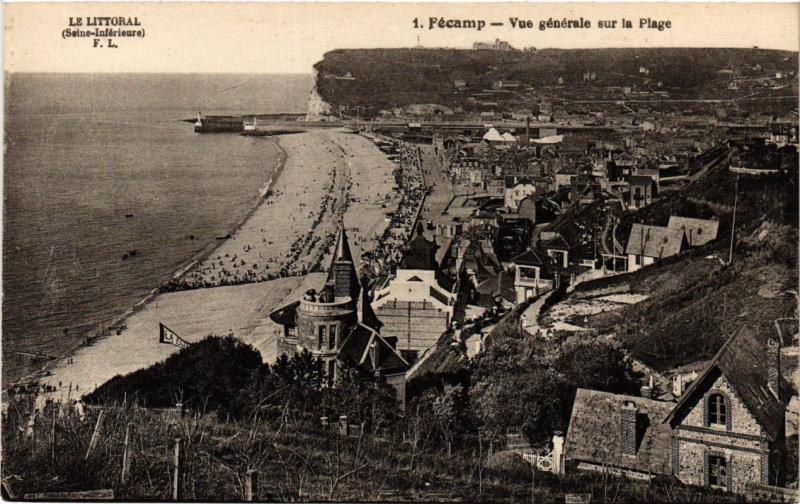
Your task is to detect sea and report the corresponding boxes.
[3,73,313,385]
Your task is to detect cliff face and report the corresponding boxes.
[305,68,333,121]
[312,47,798,116]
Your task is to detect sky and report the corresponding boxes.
[4,2,799,74]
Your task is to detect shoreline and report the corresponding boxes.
[4,136,289,393]
[15,128,401,402]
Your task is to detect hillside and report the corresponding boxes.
[546,153,798,372]
[313,47,798,114]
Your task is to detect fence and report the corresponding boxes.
[744,483,798,503]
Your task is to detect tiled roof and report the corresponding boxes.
[337,323,409,374]
[565,388,673,476]
[475,270,516,305]
[401,233,438,270]
[269,301,299,326]
[667,216,720,247]
[625,224,685,258]
[542,234,572,251]
[666,326,789,441]
[510,248,549,266]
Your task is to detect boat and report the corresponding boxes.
[216,234,231,240]
[125,213,135,218]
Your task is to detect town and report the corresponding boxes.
[3,45,798,502]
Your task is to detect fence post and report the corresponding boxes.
[50,411,57,464]
[172,438,183,500]
[120,424,132,484]
[85,410,105,460]
[552,431,565,476]
[244,469,258,501]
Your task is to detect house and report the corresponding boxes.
[517,194,538,224]
[565,389,674,479]
[666,326,789,493]
[337,323,410,408]
[625,223,686,272]
[372,233,459,360]
[504,179,537,212]
[555,165,579,189]
[510,248,556,303]
[667,216,719,247]
[541,232,572,268]
[628,175,655,209]
[474,270,516,307]
[454,79,467,91]
[269,227,409,388]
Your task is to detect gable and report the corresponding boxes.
[669,368,763,438]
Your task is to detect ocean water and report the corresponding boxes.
[3,73,313,384]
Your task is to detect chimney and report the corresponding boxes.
[620,401,638,456]
[526,116,531,144]
[767,335,781,400]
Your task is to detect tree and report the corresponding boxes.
[432,384,470,457]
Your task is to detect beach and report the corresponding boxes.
[38,128,398,400]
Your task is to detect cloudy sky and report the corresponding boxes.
[5,2,799,74]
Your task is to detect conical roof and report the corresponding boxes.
[326,225,356,286]
[332,226,354,263]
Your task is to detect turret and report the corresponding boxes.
[328,226,359,302]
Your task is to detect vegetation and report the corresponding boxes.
[566,149,799,372]
[313,48,798,114]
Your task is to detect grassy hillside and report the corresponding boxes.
[566,154,798,371]
[313,47,798,112]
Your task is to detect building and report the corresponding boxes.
[565,388,674,479]
[667,216,720,247]
[628,175,656,209]
[625,223,686,272]
[337,323,409,409]
[269,227,409,384]
[541,232,572,268]
[567,326,791,495]
[473,38,515,51]
[511,248,556,303]
[666,326,788,493]
[504,178,537,212]
[372,233,460,360]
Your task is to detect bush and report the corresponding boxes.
[486,451,531,482]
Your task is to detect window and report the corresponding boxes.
[327,360,336,382]
[708,455,728,488]
[708,393,727,426]
[635,255,642,266]
[318,326,326,350]
[329,325,337,350]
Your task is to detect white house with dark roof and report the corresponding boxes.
[625,223,687,272]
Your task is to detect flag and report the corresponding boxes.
[159,323,189,349]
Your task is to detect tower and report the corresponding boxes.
[329,226,359,302]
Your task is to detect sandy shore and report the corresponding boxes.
[38,129,397,400]
[180,129,397,286]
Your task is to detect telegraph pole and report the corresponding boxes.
[728,175,739,265]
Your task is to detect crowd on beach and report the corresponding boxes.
[359,140,427,279]
[160,133,426,293]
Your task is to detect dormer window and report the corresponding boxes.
[708,393,727,426]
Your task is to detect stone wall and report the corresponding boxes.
[674,372,770,493]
